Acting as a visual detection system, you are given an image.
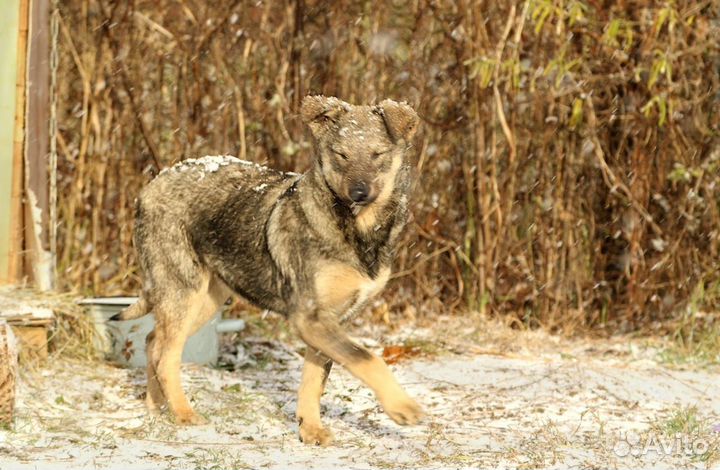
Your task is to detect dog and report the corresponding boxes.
[112,95,423,445]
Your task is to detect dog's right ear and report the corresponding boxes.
[300,95,349,134]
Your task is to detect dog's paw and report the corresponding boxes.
[145,397,164,415]
[174,411,208,426]
[299,422,334,446]
[381,395,424,425]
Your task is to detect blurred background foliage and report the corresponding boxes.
[55,0,720,334]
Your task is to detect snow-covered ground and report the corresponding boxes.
[1,319,718,469]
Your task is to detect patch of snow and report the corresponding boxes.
[179,155,240,173]
[160,156,270,177]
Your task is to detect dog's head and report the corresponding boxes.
[301,96,418,211]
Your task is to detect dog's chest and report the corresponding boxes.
[314,262,390,317]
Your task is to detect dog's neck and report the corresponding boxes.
[301,159,410,276]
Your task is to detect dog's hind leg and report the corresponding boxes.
[293,311,424,426]
[152,298,201,425]
[153,275,228,425]
[144,330,166,413]
[296,347,333,445]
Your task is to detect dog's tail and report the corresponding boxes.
[110,297,149,321]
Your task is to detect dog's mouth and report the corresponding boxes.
[350,202,364,216]
[349,198,377,215]
[330,194,367,215]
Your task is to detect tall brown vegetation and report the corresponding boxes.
[56,0,720,332]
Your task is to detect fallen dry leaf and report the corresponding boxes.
[382,344,421,364]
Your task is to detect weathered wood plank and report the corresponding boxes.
[23,0,52,290]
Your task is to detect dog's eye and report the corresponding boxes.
[372,151,389,159]
[333,151,348,160]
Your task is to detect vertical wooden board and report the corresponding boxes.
[10,0,29,285]
[9,0,28,287]
[0,0,23,284]
[25,0,50,223]
[24,0,52,290]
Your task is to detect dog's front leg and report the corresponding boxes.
[296,346,333,445]
[292,310,424,426]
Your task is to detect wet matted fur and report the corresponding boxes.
[113,95,423,445]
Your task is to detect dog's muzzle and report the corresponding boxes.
[349,182,371,204]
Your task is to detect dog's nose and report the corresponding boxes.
[349,182,369,203]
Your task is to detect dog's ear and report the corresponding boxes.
[300,95,349,134]
[377,99,419,144]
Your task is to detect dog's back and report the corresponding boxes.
[132,156,299,314]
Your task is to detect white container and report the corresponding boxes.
[79,297,244,368]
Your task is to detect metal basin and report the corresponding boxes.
[79,297,244,368]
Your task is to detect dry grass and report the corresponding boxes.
[53,0,720,333]
[651,405,720,465]
[0,288,97,361]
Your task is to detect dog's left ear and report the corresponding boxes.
[377,100,419,144]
